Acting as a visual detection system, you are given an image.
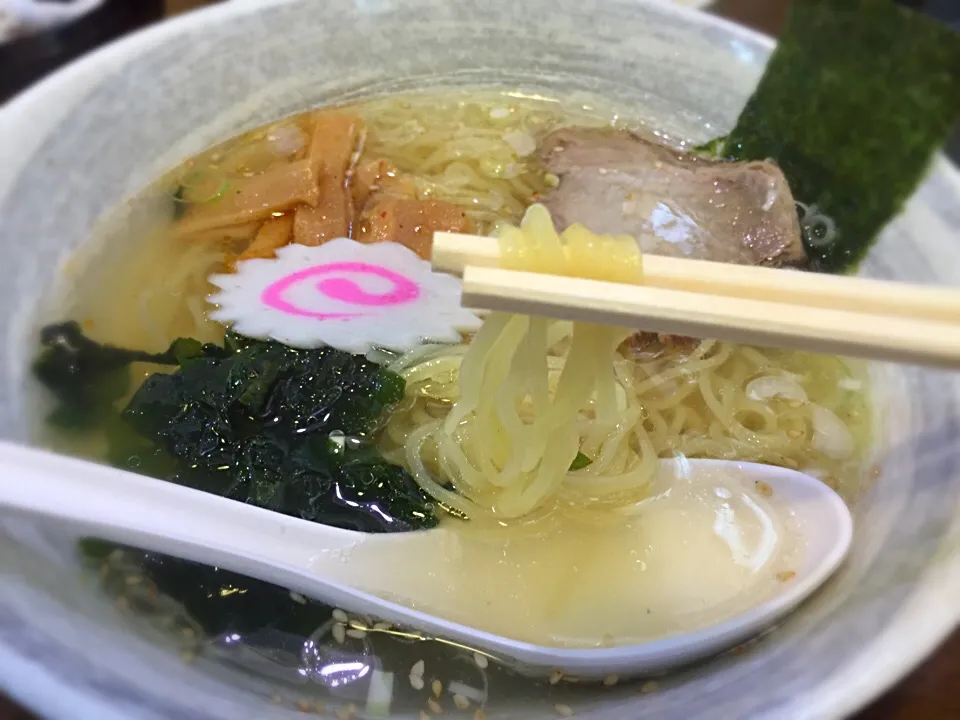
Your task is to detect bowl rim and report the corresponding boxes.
[0,1,959,719]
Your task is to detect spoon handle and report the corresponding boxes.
[0,442,543,668]
[0,441,468,633]
[0,441,360,587]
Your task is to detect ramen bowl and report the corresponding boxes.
[1,1,959,719]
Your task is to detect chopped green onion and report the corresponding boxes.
[570,452,593,471]
[172,170,230,205]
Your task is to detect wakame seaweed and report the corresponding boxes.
[705,0,960,272]
[53,324,441,660]
[32,322,210,429]
[35,325,437,533]
[80,538,337,640]
[121,334,436,532]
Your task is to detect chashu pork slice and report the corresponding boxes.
[539,127,806,267]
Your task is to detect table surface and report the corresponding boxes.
[2,0,958,717]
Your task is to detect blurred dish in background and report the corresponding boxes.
[0,0,105,43]
[0,0,164,102]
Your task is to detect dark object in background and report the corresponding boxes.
[0,0,166,104]
[895,0,960,23]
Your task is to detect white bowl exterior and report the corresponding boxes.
[0,1,959,718]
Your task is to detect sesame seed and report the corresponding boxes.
[453,693,470,710]
[346,628,367,640]
[348,620,368,631]
[787,429,802,438]
[332,623,346,644]
[411,660,425,677]
[549,670,564,685]
[332,608,349,623]
[125,574,142,586]
[473,653,488,669]
[290,592,307,605]
[554,704,574,717]
[298,700,313,712]
[427,698,442,714]
[777,570,797,583]
[432,679,443,697]
[603,674,618,686]
[474,710,487,720]
[420,712,431,720]
[410,674,425,691]
[374,621,393,631]
[755,481,774,497]
[640,680,659,693]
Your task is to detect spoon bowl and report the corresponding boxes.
[0,441,852,679]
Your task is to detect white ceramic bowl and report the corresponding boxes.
[1,1,959,719]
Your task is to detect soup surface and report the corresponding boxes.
[35,88,872,717]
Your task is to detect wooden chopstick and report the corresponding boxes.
[433,232,960,324]
[431,232,960,369]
